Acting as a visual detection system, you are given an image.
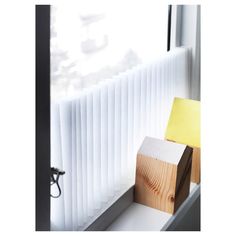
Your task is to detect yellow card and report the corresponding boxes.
[165,97,200,148]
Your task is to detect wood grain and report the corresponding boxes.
[190,147,200,183]
[134,138,192,214]
[174,147,193,212]
[167,139,201,184]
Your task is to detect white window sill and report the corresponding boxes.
[106,183,200,231]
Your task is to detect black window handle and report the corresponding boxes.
[50,167,65,198]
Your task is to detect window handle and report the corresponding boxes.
[50,167,65,198]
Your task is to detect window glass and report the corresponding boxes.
[51,0,168,99]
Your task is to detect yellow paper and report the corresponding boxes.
[165,97,200,148]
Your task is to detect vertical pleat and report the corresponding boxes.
[80,95,88,222]
[140,66,147,143]
[120,75,128,184]
[133,69,141,176]
[155,61,162,139]
[86,92,94,216]
[101,84,109,201]
[150,63,156,138]
[92,88,102,209]
[160,57,167,137]
[146,65,152,136]
[107,81,115,196]
[75,99,84,226]
[59,100,72,230]
[114,78,121,190]
[71,101,78,229]
[127,73,134,178]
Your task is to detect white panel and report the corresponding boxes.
[153,61,160,138]
[133,68,141,174]
[120,74,128,184]
[80,95,88,222]
[114,77,121,190]
[75,99,84,226]
[92,88,102,209]
[127,73,134,178]
[86,92,94,216]
[59,100,72,230]
[150,63,156,137]
[101,83,109,202]
[107,81,115,196]
[71,101,78,229]
[160,57,168,137]
[146,65,152,136]
[140,66,147,142]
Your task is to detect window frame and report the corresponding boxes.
[36,5,51,231]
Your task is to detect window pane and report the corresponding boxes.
[51,0,168,99]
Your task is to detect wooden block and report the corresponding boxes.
[167,140,201,184]
[134,137,193,214]
[191,147,200,183]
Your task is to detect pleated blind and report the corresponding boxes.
[51,47,190,230]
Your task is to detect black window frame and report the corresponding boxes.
[36,5,51,231]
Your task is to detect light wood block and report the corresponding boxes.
[165,97,200,183]
[191,147,200,183]
[134,137,193,214]
[166,142,201,184]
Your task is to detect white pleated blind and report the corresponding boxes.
[51,47,190,230]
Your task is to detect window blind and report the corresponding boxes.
[51,47,190,230]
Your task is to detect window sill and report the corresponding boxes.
[106,183,200,231]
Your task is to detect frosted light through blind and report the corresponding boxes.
[51,48,191,230]
[50,0,168,99]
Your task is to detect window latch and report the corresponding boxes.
[50,167,65,198]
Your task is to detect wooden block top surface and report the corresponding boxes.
[138,136,188,165]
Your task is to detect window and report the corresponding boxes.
[50,1,182,231]
[36,4,200,231]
